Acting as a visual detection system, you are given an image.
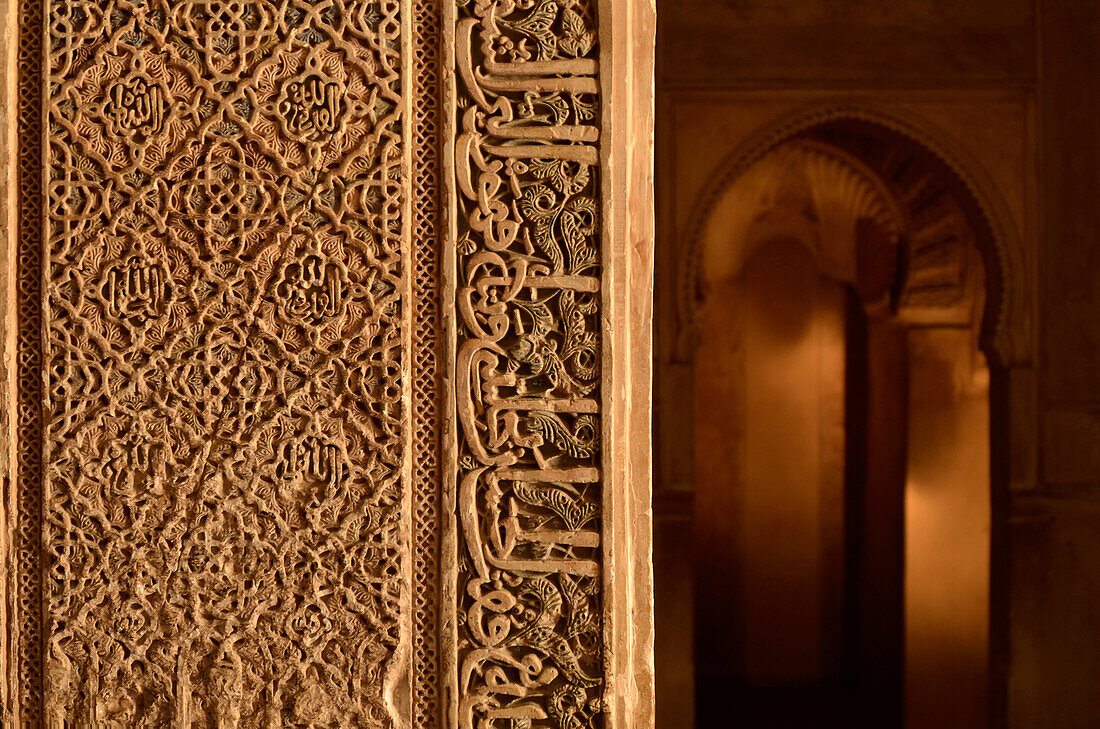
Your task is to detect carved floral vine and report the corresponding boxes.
[453,1,606,727]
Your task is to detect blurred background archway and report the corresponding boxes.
[691,119,999,729]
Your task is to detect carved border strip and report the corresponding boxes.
[16,0,45,719]
[411,0,443,725]
[441,0,608,722]
[440,1,656,727]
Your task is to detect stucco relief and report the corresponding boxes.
[8,0,651,724]
[449,1,607,727]
[41,0,408,724]
[676,106,1027,366]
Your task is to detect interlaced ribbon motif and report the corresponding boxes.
[41,0,409,724]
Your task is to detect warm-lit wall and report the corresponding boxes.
[693,231,994,729]
[740,239,847,682]
[658,0,1034,88]
[906,328,991,729]
[695,238,848,688]
[657,2,1100,726]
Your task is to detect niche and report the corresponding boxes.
[689,122,997,729]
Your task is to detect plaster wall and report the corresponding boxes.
[658,0,1035,87]
[655,2,1100,727]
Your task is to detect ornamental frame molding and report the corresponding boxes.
[675,101,1032,370]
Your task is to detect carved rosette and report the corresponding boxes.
[44,0,407,725]
[450,1,606,727]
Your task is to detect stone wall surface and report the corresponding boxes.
[1022,2,1100,727]
[0,0,656,725]
[654,2,1100,728]
[657,0,1036,87]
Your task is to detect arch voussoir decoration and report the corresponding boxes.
[677,104,1030,369]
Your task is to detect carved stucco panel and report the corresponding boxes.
[40,0,410,724]
[7,0,653,725]
[446,2,608,728]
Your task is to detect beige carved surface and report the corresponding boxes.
[41,0,409,724]
[449,1,607,727]
[8,0,652,724]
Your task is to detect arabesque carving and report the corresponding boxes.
[449,1,607,727]
[675,106,1028,366]
[11,0,652,724]
[41,0,409,724]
